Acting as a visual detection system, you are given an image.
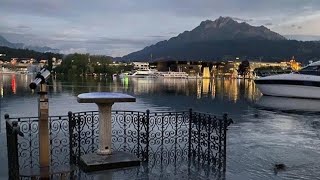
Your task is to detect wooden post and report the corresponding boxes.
[38,83,50,179]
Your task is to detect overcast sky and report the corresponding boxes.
[1,0,320,56]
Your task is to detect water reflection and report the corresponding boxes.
[0,74,36,97]
[127,78,261,103]
[1,75,262,103]
[0,74,3,98]
[255,96,320,113]
[11,74,16,94]
[3,74,320,180]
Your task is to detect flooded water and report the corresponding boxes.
[1,73,320,180]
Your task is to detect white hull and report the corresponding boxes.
[129,75,156,78]
[256,84,320,99]
[255,62,320,99]
[122,69,158,78]
[157,71,188,78]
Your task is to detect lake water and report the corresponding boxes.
[1,73,320,180]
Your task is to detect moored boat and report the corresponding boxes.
[254,61,320,99]
[128,69,157,78]
[157,71,188,78]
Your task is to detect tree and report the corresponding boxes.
[62,53,89,75]
[238,60,250,78]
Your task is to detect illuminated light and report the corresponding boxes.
[203,67,210,78]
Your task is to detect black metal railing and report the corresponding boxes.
[6,117,20,180]
[5,114,72,179]
[6,109,233,179]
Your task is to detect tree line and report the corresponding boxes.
[54,53,132,76]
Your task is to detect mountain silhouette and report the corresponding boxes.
[0,35,59,53]
[123,17,320,63]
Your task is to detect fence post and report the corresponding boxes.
[207,114,211,164]
[197,112,201,163]
[6,114,20,180]
[223,113,228,173]
[68,111,74,164]
[188,109,193,178]
[145,109,150,162]
[137,112,140,159]
[218,114,223,171]
[188,109,192,158]
[77,114,81,163]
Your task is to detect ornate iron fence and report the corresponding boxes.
[69,110,149,164]
[6,109,233,179]
[6,117,20,180]
[5,114,72,179]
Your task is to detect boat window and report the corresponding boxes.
[298,65,320,75]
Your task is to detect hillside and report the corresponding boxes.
[0,35,59,53]
[0,46,62,61]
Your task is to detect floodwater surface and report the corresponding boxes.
[1,74,320,180]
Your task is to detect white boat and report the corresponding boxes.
[187,74,202,79]
[254,61,320,99]
[157,71,188,78]
[128,69,157,78]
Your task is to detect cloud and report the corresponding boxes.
[16,25,31,30]
[86,38,154,46]
[1,0,320,56]
[59,48,88,55]
[147,35,168,39]
[231,17,253,22]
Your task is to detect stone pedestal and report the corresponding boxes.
[96,103,113,155]
[77,92,138,172]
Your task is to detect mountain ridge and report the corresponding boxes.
[0,35,59,53]
[123,16,302,61]
[169,17,286,42]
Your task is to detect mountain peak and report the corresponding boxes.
[123,16,287,60]
[216,16,234,22]
[199,16,237,29]
[194,16,286,41]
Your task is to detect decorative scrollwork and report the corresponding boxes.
[6,109,232,179]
